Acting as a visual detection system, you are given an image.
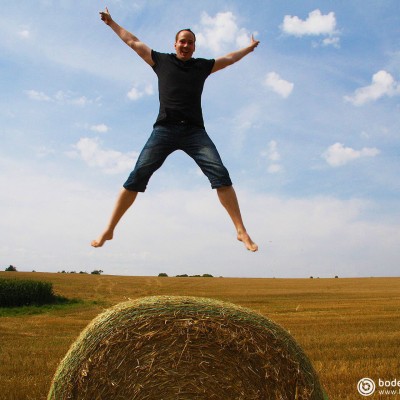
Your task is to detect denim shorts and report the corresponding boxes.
[123,123,232,192]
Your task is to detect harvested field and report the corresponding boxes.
[0,272,399,399]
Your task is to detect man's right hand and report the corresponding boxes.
[98,8,154,66]
[99,7,112,25]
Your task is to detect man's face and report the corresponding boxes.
[174,31,195,61]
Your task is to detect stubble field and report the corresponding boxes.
[0,272,399,400]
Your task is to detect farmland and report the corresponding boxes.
[0,272,399,399]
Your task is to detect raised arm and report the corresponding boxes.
[211,35,260,74]
[99,7,154,67]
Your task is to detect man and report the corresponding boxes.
[92,7,259,252]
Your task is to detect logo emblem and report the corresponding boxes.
[357,378,376,396]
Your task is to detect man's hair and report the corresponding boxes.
[175,28,196,43]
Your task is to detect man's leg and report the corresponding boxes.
[182,127,258,252]
[91,188,138,247]
[91,126,176,248]
[217,186,258,252]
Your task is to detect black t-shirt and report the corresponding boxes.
[151,50,215,128]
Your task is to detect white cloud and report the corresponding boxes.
[230,103,261,152]
[344,70,400,106]
[281,9,340,47]
[25,89,52,102]
[18,29,30,39]
[267,164,282,174]
[127,84,154,101]
[34,145,55,158]
[70,96,90,107]
[322,142,380,167]
[1,161,399,278]
[196,11,252,54]
[261,140,283,174]
[25,89,95,106]
[54,90,93,107]
[322,37,340,48]
[68,137,138,174]
[90,124,109,133]
[264,140,280,161]
[264,72,294,98]
[282,9,337,36]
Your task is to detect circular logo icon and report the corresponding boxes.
[357,378,376,396]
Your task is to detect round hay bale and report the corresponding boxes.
[48,296,327,400]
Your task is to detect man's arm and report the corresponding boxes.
[211,35,260,74]
[100,7,155,67]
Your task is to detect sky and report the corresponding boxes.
[1,0,399,278]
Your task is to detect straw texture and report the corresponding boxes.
[48,296,327,399]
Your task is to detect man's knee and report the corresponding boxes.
[123,168,150,192]
[211,176,233,189]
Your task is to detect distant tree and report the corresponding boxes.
[176,274,189,277]
[202,274,213,278]
[91,270,103,275]
[5,265,17,272]
[158,273,168,277]
[335,275,339,279]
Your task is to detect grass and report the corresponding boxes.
[0,278,59,307]
[0,272,399,399]
[0,298,86,318]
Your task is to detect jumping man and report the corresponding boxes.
[92,8,259,252]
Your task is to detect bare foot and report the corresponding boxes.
[237,230,258,252]
[91,230,113,248]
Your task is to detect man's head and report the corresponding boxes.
[174,29,196,61]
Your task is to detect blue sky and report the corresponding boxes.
[1,0,399,278]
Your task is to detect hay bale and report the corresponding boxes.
[48,296,327,400]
